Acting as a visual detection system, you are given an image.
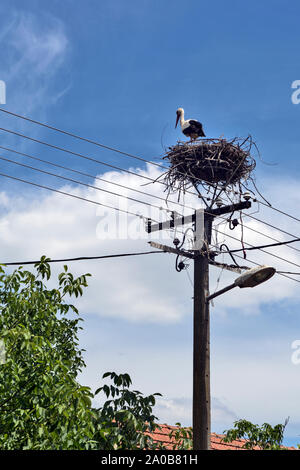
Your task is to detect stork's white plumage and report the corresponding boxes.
[175,107,205,141]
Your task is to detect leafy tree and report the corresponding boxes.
[0,258,166,450]
[0,257,97,450]
[168,422,193,450]
[93,371,163,450]
[222,418,289,450]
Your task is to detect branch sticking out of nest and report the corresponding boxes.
[160,137,256,201]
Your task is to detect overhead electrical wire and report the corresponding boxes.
[4,144,297,260]
[277,270,300,275]
[2,108,300,285]
[0,107,166,169]
[206,209,300,257]
[0,144,195,212]
[3,153,300,274]
[0,172,147,219]
[0,126,162,181]
[0,250,166,266]
[212,236,300,284]
[5,160,299,278]
[0,107,238,199]
[214,227,300,271]
[222,237,300,254]
[0,154,171,213]
[220,186,300,253]
[254,197,300,224]
[236,220,300,255]
[219,184,300,225]
[0,108,248,205]
[230,251,300,284]
[0,125,204,203]
[178,209,300,284]
[1,174,299,285]
[241,211,300,242]
[1,107,300,225]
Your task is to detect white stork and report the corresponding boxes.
[175,107,205,141]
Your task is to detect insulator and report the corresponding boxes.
[243,192,251,201]
[173,238,180,247]
[146,218,152,233]
[178,261,186,271]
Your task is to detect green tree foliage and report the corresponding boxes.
[222,418,289,450]
[0,258,97,449]
[168,422,193,450]
[93,371,162,449]
[0,259,165,450]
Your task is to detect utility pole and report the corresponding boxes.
[147,200,251,450]
[193,212,212,450]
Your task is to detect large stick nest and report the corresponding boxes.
[162,137,256,194]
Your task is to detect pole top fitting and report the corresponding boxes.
[243,192,251,201]
[173,238,180,247]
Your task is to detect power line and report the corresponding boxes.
[242,211,300,241]
[213,187,300,227]
[0,125,158,179]
[277,271,300,275]
[214,244,300,284]
[0,109,239,205]
[205,209,300,258]
[231,251,300,284]
[0,125,203,202]
[3,144,296,256]
[0,171,147,219]
[0,154,169,213]
[0,144,195,212]
[3,110,300,279]
[214,227,300,271]
[255,197,300,224]
[217,187,300,226]
[0,250,166,266]
[239,219,300,255]
[223,237,300,254]
[0,107,233,199]
[2,108,300,226]
[0,107,166,169]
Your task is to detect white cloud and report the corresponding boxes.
[0,165,195,324]
[212,343,300,435]
[7,12,68,76]
[154,396,236,428]
[212,397,238,429]
[0,10,70,117]
[1,165,300,323]
[1,163,300,430]
[155,397,192,426]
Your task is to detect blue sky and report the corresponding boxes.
[1,0,300,447]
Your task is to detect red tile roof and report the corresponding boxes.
[147,424,296,450]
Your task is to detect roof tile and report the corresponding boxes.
[146,424,296,450]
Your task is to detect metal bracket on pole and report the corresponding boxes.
[208,259,250,273]
[145,201,251,234]
[148,241,195,259]
[192,209,204,251]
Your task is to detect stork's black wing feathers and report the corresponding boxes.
[189,120,205,137]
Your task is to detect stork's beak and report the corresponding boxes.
[175,113,180,128]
